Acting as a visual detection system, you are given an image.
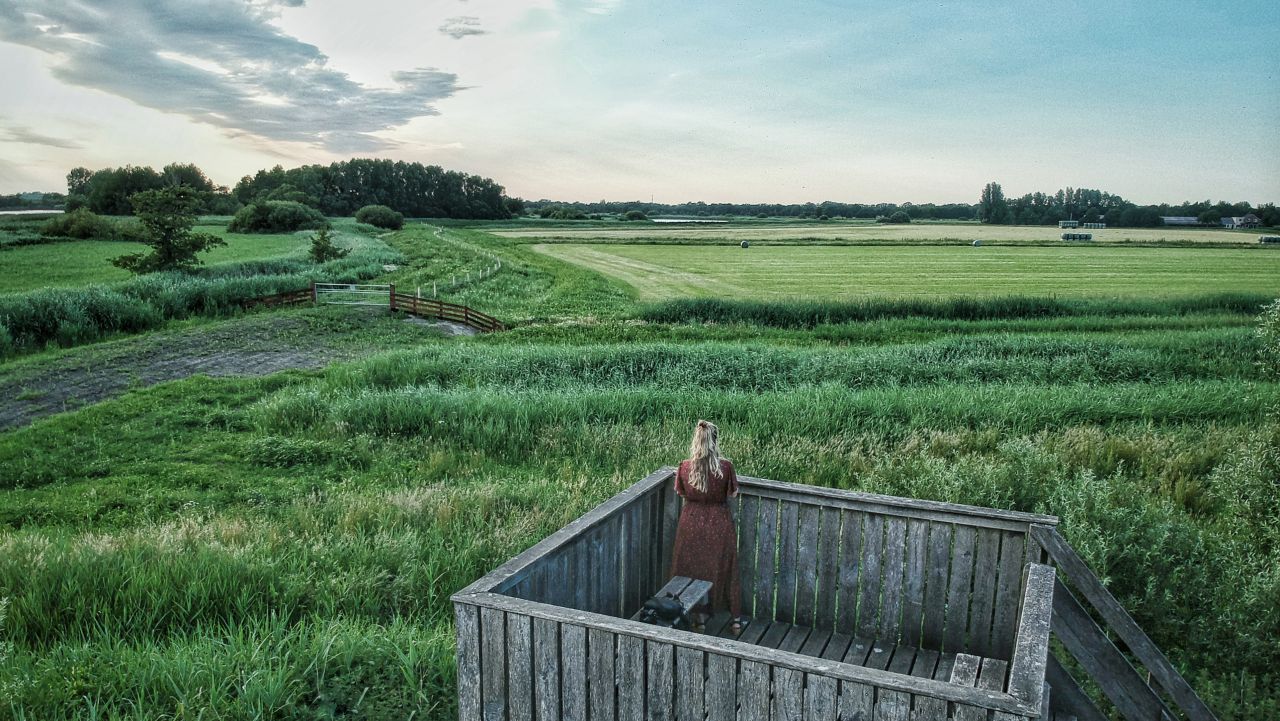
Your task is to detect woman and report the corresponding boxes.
[669,420,745,634]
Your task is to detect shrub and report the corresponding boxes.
[877,211,912,224]
[228,201,326,233]
[111,187,225,275]
[354,205,405,230]
[1259,299,1280,379]
[39,208,142,241]
[623,210,648,221]
[309,227,350,263]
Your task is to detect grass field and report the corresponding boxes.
[0,225,310,294]
[1,221,1277,720]
[536,243,1280,300]
[498,220,1265,245]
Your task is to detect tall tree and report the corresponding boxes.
[978,182,1010,224]
[111,187,225,274]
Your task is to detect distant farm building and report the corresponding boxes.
[1058,220,1079,228]
[1160,216,1199,226]
[1221,214,1261,229]
[1082,222,1105,229]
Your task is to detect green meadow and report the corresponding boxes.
[0,221,1277,720]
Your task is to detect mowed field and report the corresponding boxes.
[536,242,1280,300]
[0,226,309,294]
[499,221,1262,244]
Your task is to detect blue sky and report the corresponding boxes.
[0,0,1276,203]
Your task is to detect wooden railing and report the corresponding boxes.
[390,291,505,332]
[1030,524,1218,721]
[237,283,505,333]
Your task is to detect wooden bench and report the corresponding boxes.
[630,576,712,622]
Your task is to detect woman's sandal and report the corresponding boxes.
[730,618,746,635]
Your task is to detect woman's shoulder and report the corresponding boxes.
[719,458,734,472]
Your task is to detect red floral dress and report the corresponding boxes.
[669,459,742,617]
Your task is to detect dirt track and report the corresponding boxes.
[0,309,468,431]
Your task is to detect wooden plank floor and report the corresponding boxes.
[700,614,1087,720]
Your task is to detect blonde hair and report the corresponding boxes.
[687,420,724,493]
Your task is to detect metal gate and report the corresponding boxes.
[313,283,391,306]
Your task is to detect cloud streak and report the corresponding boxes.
[0,0,462,152]
[439,16,487,39]
[0,122,83,149]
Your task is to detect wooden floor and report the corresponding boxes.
[700,613,1080,721]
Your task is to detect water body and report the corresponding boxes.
[651,218,728,224]
[0,209,63,215]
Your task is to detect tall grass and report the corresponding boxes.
[0,233,401,357]
[640,293,1274,327]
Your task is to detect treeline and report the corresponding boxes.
[65,163,239,216]
[525,200,977,220]
[232,159,511,219]
[60,159,513,220]
[0,192,67,211]
[978,182,1280,227]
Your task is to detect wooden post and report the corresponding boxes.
[310,279,317,304]
[433,282,437,297]
[389,283,396,312]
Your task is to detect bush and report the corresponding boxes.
[354,205,405,230]
[1259,299,1280,379]
[877,211,912,224]
[309,228,350,263]
[228,201,326,233]
[39,209,142,241]
[623,210,648,221]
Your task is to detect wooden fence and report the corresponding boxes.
[238,282,505,333]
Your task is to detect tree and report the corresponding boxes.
[355,204,405,230]
[623,209,648,221]
[1198,209,1222,225]
[309,227,349,263]
[110,187,225,274]
[66,167,93,196]
[978,182,1010,224]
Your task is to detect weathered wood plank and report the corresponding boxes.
[507,613,534,721]
[1051,578,1176,721]
[968,528,1001,656]
[1032,524,1219,721]
[674,646,704,721]
[456,603,482,721]
[815,507,843,631]
[900,519,928,648]
[736,619,769,646]
[950,653,981,686]
[794,504,821,627]
[775,501,801,623]
[933,653,955,682]
[754,499,779,621]
[738,475,1058,530]
[876,652,914,721]
[662,477,681,576]
[617,634,645,721]
[921,522,951,650]
[863,641,894,671]
[646,488,662,598]
[843,637,874,667]
[704,653,736,721]
[469,592,1038,716]
[805,673,839,721]
[647,641,674,721]
[735,494,760,618]
[1007,563,1054,705]
[737,660,771,721]
[561,623,587,721]
[837,678,874,721]
[480,607,507,721]
[908,649,944,721]
[836,510,865,635]
[778,625,811,654]
[910,648,939,680]
[878,517,908,642]
[759,621,791,650]
[588,627,616,721]
[773,666,804,721]
[625,500,643,617]
[944,525,976,652]
[856,514,885,638]
[978,657,1009,692]
[1045,654,1109,721]
[800,628,832,658]
[992,532,1026,660]
[459,467,674,597]
[819,632,853,662]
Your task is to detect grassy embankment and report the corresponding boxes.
[0,222,1277,720]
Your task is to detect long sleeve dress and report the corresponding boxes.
[669,458,743,618]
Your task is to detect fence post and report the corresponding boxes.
[433,282,437,297]
[389,283,396,312]
[310,280,317,304]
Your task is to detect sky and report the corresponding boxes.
[0,0,1277,204]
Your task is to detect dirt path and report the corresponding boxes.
[0,308,471,431]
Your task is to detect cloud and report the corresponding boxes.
[439,16,487,39]
[0,0,462,152]
[0,122,83,149]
